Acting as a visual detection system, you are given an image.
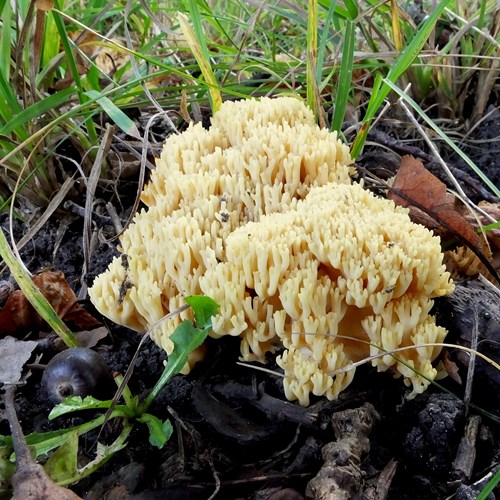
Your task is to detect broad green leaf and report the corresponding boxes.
[184,295,219,330]
[43,430,79,484]
[49,396,114,419]
[0,411,122,458]
[48,422,132,486]
[140,319,211,412]
[62,423,132,486]
[137,414,173,448]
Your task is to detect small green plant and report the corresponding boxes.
[0,295,218,490]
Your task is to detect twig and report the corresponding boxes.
[451,414,481,481]
[463,307,479,413]
[63,200,114,226]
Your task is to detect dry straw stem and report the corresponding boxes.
[238,338,500,383]
[177,11,222,113]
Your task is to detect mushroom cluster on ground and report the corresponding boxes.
[89,96,454,406]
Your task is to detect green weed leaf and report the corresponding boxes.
[137,414,173,448]
[168,320,208,373]
[0,446,16,496]
[43,430,79,484]
[49,396,114,420]
[184,295,219,330]
[140,296,218,412]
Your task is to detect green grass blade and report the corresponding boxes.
[343,0,358,19]
[84,90,141,139]
[41,3,61,72]
[0,0,12,84]
[0,87,74,136]
[179,4,222,112]
[384,78,500,198]
[317,0,338,83]
[351,0,453,158]
[0,228,78,347]
[51,1,98,143]
[0,67,23,126]
[477,469,500,500]
[331,19,355,132]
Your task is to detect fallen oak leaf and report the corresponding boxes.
[463,201,500,249]
[388,156,500,284]
[390,155,452,213]
[0,271,101,337]
[389,156,478,242]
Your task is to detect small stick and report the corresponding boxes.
[451,414,481,481]
[63,200,114,226]
[3,384,82,499]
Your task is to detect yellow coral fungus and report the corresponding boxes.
[89,96,454,405]
[199,182,453,405]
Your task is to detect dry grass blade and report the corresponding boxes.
[79,124,114,299]
[2,176,75,264]
[238,339,500,389]
[106,110,177,244]
[177,11,222,113]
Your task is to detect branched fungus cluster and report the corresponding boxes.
[89,97,454,406]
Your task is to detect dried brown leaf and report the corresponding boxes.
[0,337,38,384]
[389,155,498,281]
[0,271,101,337]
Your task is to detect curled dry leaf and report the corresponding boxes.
[0,271,101,337]
[389,156,480,246]
[389,155,497,281]
[94,39,131,77]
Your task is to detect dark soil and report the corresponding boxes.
[1,110,499,500]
